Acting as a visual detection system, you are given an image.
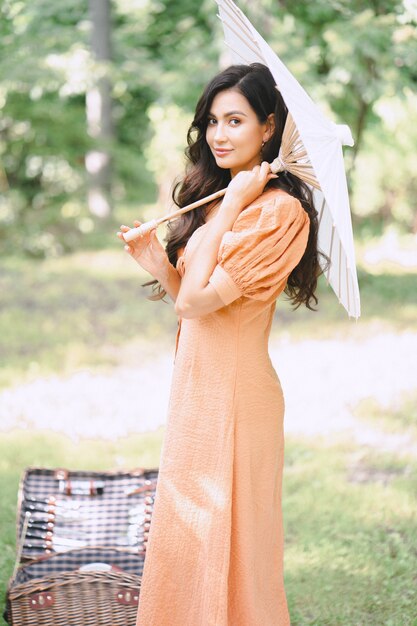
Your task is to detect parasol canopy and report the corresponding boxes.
[216,0,361,319]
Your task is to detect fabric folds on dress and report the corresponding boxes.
[209,192,310,306]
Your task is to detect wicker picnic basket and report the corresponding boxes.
[5,547,144,625]
[4,466,159,625]
[16,466,158,561]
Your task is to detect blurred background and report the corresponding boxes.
[0,0,416,623]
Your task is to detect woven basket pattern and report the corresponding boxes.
[8,570,141,626]
[14,546,145,585]
[4,467,159,625]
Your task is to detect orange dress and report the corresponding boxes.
[136,188,310,626]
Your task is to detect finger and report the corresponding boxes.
[124,244,133,254]
[133,220,142,227]
[260,161,270,176]
[255,163,266,181]
[120,225,130,232]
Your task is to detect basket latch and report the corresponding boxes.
[28,592,54,610]
[116,588,139,606]
[53,468,69,480]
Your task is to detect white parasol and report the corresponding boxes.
[216,0,361,319]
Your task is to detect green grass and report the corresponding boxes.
[353,389,417,441]
[1,431,416,625]
[0,251,178,390]
[283,438,417,625]
[1,250,416,389]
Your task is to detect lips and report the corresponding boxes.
[214,148,233,157]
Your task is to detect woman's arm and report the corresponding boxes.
[154,257,182,302]
[118,163,275,315]
[118,221,181,302]
[175,162,277,319]
[173,205,238,318]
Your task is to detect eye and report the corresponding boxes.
[229,118,241,126]
[207,118,217,125]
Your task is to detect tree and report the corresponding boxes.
[86,0,114,219]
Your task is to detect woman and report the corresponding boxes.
[118,63,326,626]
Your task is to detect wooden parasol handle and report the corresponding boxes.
[122,187,228,243]
[122,158,285,243]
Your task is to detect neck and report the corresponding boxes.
[230,156,262,179]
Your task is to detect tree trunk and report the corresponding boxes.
[86,0,113,218]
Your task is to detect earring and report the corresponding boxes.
[262,141,265,147]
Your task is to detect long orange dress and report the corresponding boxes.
[136,188,310,626]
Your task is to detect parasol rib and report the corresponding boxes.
[216,8,256,49]
[272,113,321,189]
[217,17,261,58]
[327,224,335,283]
[217,3,255,42]
[219,0,256,37]
[223,41,255,64]
[318,197,326,226]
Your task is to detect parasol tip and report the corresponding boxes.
[332,122,354,147]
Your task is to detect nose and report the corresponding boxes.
[213,121,227,143]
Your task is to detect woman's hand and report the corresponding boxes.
[117,221,167,277]
[221,161,277,219]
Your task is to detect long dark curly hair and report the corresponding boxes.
[146,62,329,310]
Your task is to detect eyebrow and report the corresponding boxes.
[208,110,248,117]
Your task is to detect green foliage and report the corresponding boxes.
[352,90,417,233]
[0,0,416,259]
[1,91,89,256]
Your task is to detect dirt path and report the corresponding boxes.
[1,331,416,455]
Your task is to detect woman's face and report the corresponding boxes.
[206,88,272,178]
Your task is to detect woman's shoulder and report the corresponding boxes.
[238,187,305,230]
[255,186,302,210]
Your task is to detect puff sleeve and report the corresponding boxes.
[208,192,310,305]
